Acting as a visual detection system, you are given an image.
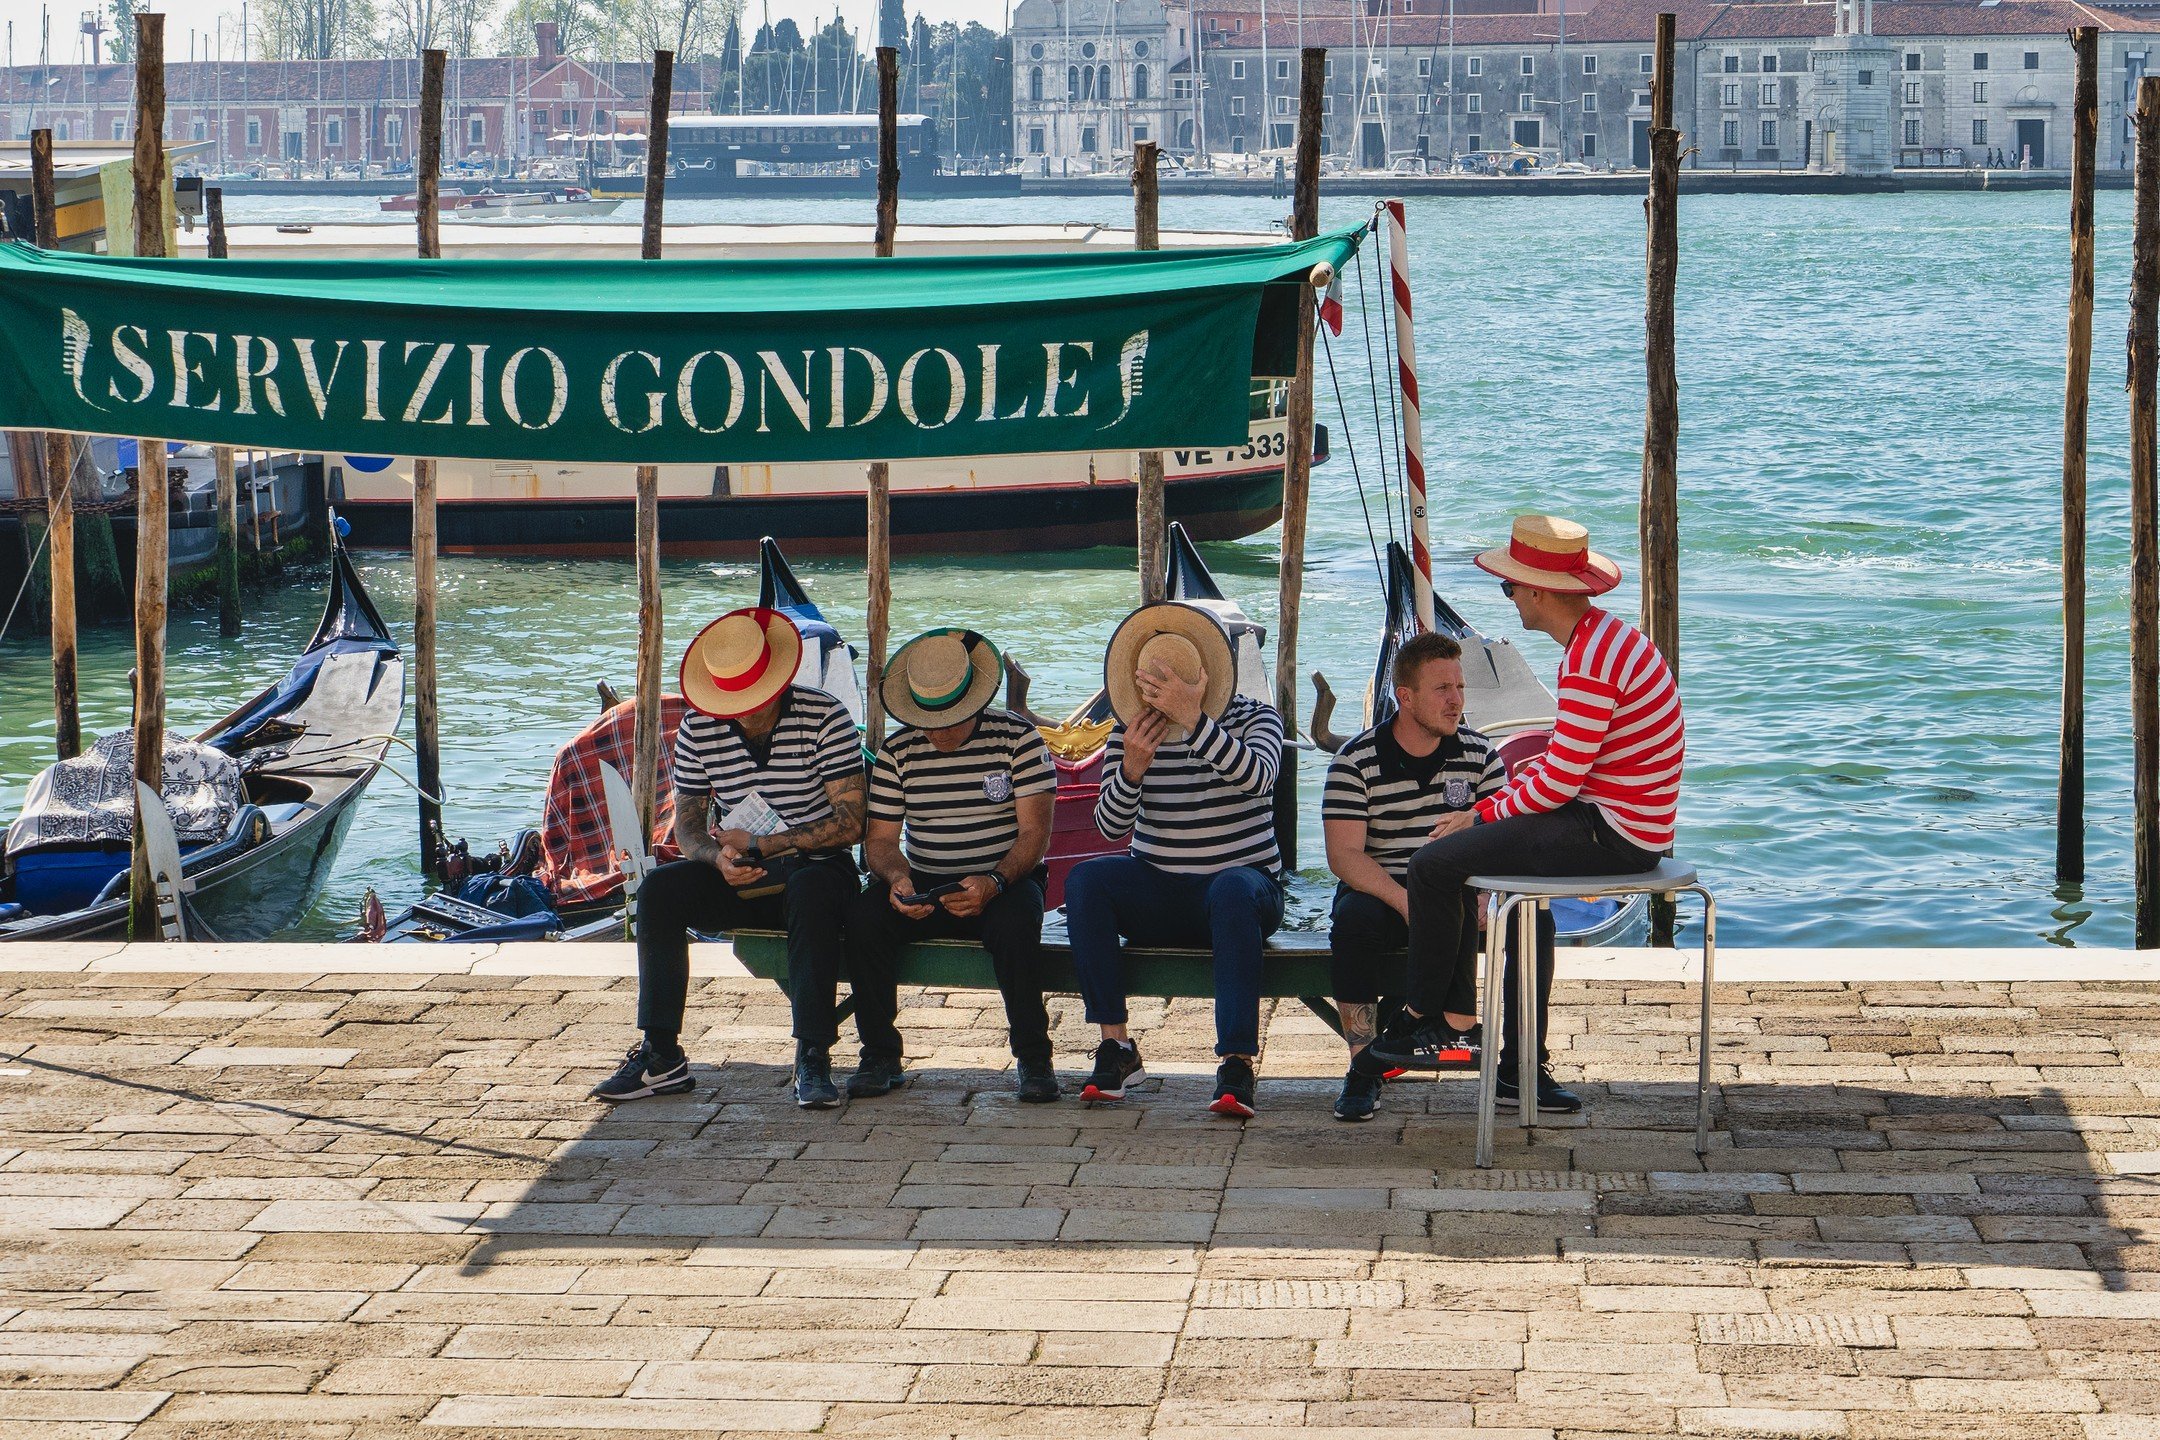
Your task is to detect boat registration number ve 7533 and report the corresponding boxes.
[1174,431,1289,468]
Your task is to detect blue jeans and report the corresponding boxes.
[1064,856,1286,1057]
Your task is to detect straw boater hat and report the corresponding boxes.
[679,606,803,719]
[883,628,1004,731]
[1104,602,1236,742]
[1474,514,1622,596]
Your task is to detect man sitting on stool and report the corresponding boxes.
[1066,603,1285,1118]
[1322,630,1505,1122]
[850,628,1061,1104]
[591,606,879,1110]
[1369,516,1684,1115]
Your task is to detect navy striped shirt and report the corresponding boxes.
[869,709,1056,876]
[671,686,862,854]
[1323,722,1506,880]
[1096,695,1283,875]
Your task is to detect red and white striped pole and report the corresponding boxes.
[1384,198,1437,631]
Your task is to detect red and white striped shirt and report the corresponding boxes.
[1474,607,1683,851]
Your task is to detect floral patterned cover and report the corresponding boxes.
[4,730,243,855]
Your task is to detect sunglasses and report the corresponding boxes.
[1500,581,1518,598]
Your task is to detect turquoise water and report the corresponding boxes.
[0,190,2138,945]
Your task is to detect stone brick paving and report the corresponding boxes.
[4,967,2160,1438]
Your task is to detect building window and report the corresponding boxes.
[1517,91,1534,110]
[1760,82,1776,104]
[1068,66,1080,100]
[1634,89,1652,108]
[1466,93,1481,113]
[1723,53,1740,73]
[326,116,343,146]
[1082,41,1096,58]
[111,118,125,140]
[1323,95,1334,113]
[1230,95,1245,115]
[468,115,484,145]
[1081,124,1098,151]
[1973,81,1987,103]
[1973,118,1988,144]
[1973,52,1989,70]
[1467,56,1482,77]
[1418,57,1432,77]
[56,120,71,140]
[1639,53,1653,73]
[1582,132,1596,155]
[1857,69,1872,87]
[1519,55,1534,76]
[1134,124,1148,141]
[1029,66,1042,102]
[1904,80,1921,104]
[386,116,403,146]
[1365,94,1382,114]
[1134,65,1148,99]
[1275,95,1291,114]
[1761,54,1777,73]
[192,118,206,140]
[1276,58,1290,80]
[1905,51,1921,71]
[1029,42,1043,59]
[1325,59,1334,79]
[1721,117,1739,146]
[1467,132,1481,150]
[1172,76,1193,100]
[246,117,260,148]
[1582,91,1597,112]
[1583,55,1596,74]
[1028,127,1045,153]
[1760,118,1777,146]
[1904,116,1921,144]
[2024,50,2039,70]
[1722,82,1739,106]
[1231,59,1245,78]
[1232,134,1245,151]
[1417,94,1431,113]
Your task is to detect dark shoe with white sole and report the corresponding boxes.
[590,1042,692,1102]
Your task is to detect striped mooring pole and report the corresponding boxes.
[1384,199,1437,632]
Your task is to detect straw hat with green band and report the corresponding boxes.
[1104,601,1235,743]
[882,628,1005,731]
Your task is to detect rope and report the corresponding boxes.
[1319,314,1386,592]
[0,521,51,645]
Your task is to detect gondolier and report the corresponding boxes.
[849,628,1061,1103]
[1065,603,1286,1118]
[1321,631,1506,1122]
[1369,516,1684,1115]
[591,606,878,1109]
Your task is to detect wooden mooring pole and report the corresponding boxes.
[414,48,446,876]
[127,12,170,938]
[2059,27,2098,887]
[632,49,674,844]
[32,128,78,760]
[206,187,243,639]
[1133,140,1166,603]
[865,45,899,748]
[2131,75,2160,948]
[1272,46,1325,872]
[1642,10,1682,947]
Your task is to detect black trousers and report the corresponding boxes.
[636,854,896,1057]
[1330,882,1550,1067]
[1404,801,1656,1070]
[849,871,1054,1066]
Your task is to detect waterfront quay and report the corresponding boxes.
[7,943,2160,1437]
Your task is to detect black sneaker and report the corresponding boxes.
[847,1053,907,1099]
[1016,1059,1062,1104]
[1208,1056,1257,1118]
[1079,1038,1144,1102]
[1367,1015,1481,1073]
[1495,1068,1583,1115]
[794,1046,840,1108]
[590,1042,692,1102]
[1334,1066,1382,1122]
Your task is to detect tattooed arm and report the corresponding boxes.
[761,772,867,857]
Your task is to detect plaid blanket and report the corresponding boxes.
[536,698,687,906]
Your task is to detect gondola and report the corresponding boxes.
[363,535,861,943]
[0,521,403,941]
[1362,539,1646,947]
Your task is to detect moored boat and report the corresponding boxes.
[0,523,402,941]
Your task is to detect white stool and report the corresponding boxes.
[1467,857,1716,1168]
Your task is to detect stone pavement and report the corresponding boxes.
[5,956,2160,1439]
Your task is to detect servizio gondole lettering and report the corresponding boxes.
[66,312,1152,438]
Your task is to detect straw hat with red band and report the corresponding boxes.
[1473,514,1623,597]
[680,607,804,719]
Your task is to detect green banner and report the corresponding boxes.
[0,227,1362,466]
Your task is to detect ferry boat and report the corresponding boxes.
[176,220,1319,559]
[378,186,623,219]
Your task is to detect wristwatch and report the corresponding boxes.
[743,841,764,864]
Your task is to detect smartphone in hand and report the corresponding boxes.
[898,879,966,907]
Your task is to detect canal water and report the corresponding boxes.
[0,189,2137,946]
